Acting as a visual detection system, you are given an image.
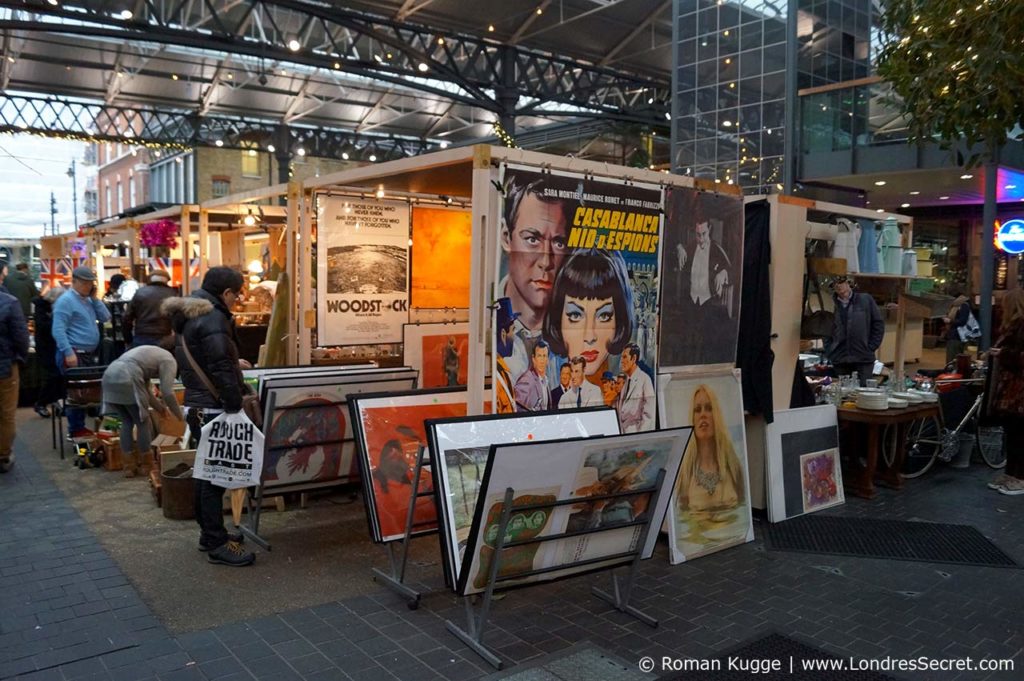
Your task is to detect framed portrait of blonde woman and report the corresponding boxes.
[657,369,753,563]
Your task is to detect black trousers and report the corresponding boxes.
[187,408,228,550]
[1004,417,1024,480]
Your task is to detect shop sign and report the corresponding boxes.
[996,219,1024,255]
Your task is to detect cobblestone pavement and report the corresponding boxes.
[1,409,1021,681]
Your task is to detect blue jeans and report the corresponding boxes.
[111,403,152,454]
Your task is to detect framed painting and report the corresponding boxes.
[403,322,469,389]
[458,428,689,596]
[658,369,754,563]
[765,405,843,522]
[410,205,472,310]
[350,388,471,544]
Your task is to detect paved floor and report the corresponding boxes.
[1,408,1021,681]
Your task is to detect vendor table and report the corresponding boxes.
[837,402,942,499]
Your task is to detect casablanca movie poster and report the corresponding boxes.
[659,187,744,369]
[317,196,410,346]
[411,206,472,310]
[494,165,663,433]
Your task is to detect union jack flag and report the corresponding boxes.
[39,259,69,294]
[147,257,199,287]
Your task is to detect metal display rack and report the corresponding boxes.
[447,468,668,670]
[370,445,437,610]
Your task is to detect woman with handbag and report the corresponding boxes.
[164,267,257,566]
[989,288,1024,495]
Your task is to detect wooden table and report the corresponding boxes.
[837,402,942,498]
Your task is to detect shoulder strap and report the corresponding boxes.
[180,338,220,400]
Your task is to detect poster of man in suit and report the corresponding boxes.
[659,188,744,368]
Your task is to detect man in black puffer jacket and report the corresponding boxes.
[164,267,255,567]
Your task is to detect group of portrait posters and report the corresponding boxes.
[494,165,662,434]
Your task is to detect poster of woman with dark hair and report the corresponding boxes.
[659,188,744,368]
[496,165,663,432]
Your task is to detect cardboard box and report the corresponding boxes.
[151,434,184,455]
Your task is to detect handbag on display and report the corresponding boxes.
[180,341,263,428]
[800,275,835,340]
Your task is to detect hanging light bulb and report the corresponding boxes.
[243,209,256,227]
[375,185,385,199]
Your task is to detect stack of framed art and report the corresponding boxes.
[425,407,622,586]
[765,405,844,523]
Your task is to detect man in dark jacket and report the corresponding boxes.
[5,263,37,319]
[164,267,255,567]
[828,277,885,387]
[124,269,175,350]
[0,285,29,472]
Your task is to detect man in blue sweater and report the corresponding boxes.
[52,266,111,438]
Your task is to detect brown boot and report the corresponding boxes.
[140,449,156,476]
[122,451,140,478]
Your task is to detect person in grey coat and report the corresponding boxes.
[101,345,183,477]
[828,277,885,387]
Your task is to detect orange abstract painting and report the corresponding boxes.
[411,207,472,309]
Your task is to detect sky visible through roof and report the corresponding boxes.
[0,135,85,240]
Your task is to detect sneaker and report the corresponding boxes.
[997,477,1024,496]
[988,473,1012,490]
[206,540,255,566]
[198,531,244,552]
[34,405,50,418]
[0,455,13,473]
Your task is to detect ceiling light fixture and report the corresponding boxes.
[901,203,910,208]
[536,7,543,14]
[439,141,450,149]
[243,210,256,227]
[1006,184,1017,190]
[375,185,386,199]
[488,24,495,32]
[417,62,429,72]
[296,146,306,157]
[876,208,884,213]
[171,74,179,80]
[939,195,950,200]
[369,154,377,162]
[214,139,223,147]
[342,152,349,160]
[267,144,276,153]
[909,191,920,195]
[874,180,886,186]
[287,38,301,51]
[960,173,973,179]
[334,62,341,69]
[119,9,133,20]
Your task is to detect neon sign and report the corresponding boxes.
[995,219,1024,255]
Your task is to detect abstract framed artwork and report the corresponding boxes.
[457,428,690,596]
[765,405,843,522]
[426,407,621,586]
[410,206,472,310]
[350,388,471,544]
[657,369,754,563]
[403,322,469,389]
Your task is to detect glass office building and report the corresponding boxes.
[672,0,882,194]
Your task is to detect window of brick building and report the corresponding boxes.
[241,142,260,177]
[212,177,231,198]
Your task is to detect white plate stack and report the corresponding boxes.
[857,389,889,410]
[892,391,924,405]
[910,389,939,403]
[888,397,909,409]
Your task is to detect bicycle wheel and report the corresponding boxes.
[882,416,943,479]
[975,425,1006,469]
